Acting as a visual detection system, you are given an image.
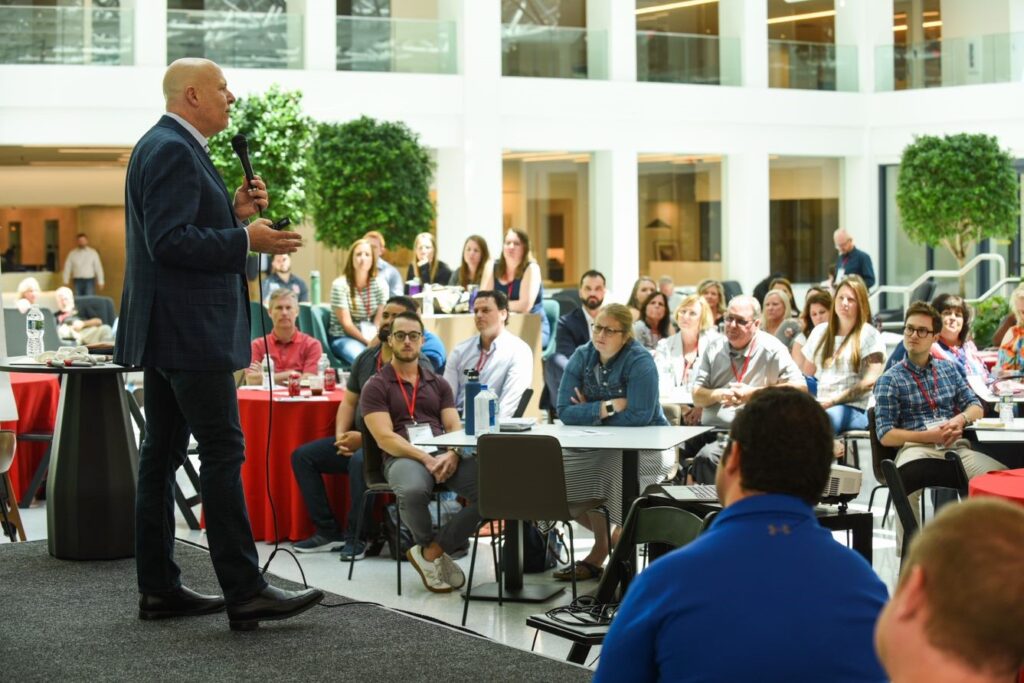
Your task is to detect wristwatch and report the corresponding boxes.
[604,401,615,418]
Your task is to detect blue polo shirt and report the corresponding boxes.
[594,494,888,683]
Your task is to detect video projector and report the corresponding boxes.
[820,463,862,506]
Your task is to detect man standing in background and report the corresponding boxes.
[833,229,875,289]
[63,232,105,296]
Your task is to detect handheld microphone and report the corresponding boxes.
[230,133,255,185]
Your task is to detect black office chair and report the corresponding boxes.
[866,407,895,524]
[512,388,534,418]
[880,451,969,560]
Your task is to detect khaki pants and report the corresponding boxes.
[893,439,1006,553]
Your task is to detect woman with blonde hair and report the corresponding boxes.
[997,283,1024,375]
[448,234,490,288]
[655,295,719,425]
[697,279,726,326]
[794,276,885,433]
[761,289,802,350]
[480,228,549,346]
[328,238,388,364]
[405,232,452,292]
[554,303,672,581]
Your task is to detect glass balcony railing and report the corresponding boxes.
[876,33,1024,91]
[502,25,605,79]
[166,10,303,70]
[768,40,858,92]
[336,16,456,74]
[0,5,132,65]
[636,31,740,86]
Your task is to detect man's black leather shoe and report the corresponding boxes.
[226,584,324,631]
[139,586,226,620]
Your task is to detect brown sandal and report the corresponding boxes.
[552,560,603,581]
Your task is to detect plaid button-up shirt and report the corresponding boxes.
[873,357,981,440]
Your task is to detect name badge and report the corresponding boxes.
[407,423,440,454]
[359,321,378,340]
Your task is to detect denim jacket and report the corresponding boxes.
[557,339,668,427]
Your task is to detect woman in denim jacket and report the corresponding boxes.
[553,303,672,582]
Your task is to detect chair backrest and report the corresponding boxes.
[76,295,116,325]
[313,304,349,369]
[867,407,899,485]
[910,279,935,305]
[551,289,581,316]
[297,302,316,336]
[0,429,15,474]
[476,434,572,521]
[541,299,559,359]
[359,424,389,488]
[721,280,743,303]
[595,496,704,603]
[512,388,534,418]
[249,300,273,341]
[880,452,970,550]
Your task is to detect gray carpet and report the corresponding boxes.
[0,541,593,682]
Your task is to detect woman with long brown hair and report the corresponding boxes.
[448,234,490,288]
[328,238,388,364]
[793,276,884,433]
[480,228,549,346]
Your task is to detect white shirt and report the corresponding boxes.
[804,322,885,410]
[63,247,104,284]
[443,328,534,418]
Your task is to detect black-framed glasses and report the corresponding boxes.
[903,325,935,338]
[724,315,753,327]
[591,324,625,337]
[392,331,422,342]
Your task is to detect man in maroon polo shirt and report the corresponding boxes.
[245,288,322,385]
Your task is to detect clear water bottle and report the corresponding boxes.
[317,353,329,381]
[464,368,481,435]
[473,385,498,435]
[263,354,275,389]
[999,390,1015,427]
[26,304,45,358]
[421,283,434,318]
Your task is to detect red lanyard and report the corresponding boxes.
[396,368,420,420]
[376,349,383,372]
[475,346,493,373]
[903,360,939,414]
[731,340,756,383]
[357,283,373,319]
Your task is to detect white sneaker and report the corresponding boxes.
[437,553,465,589]
[407,545,454,593]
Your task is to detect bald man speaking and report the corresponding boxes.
[117,58,321,630]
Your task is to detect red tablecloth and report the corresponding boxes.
[969,468,1024,506]
[1,373,60,499]
[236,388,345,542]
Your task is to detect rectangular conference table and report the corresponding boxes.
[421,424,712,602]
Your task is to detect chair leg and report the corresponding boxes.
[488,520,499,572]
[882,492,892,526]
[566,523,577,602]
[18,441,51,508]
[2,474,25,541]
[496,523,504,607]
[462,525,483,627]
[348,489,374,581]
[867,484,881,512]
[396,502,402,596]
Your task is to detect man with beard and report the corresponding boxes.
[543,270,606,411]
[260,253,309,305]
[361,312,479,593]
[291,296,433,560]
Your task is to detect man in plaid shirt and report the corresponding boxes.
[873,301,1005,552]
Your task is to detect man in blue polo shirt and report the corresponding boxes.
[595,387,888,683]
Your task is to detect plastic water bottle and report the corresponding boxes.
[464,369,481,435]
[422,283,434,318]
[474,385,498,435]
[317,353,329,381]
[26,305,44,358]
[310,270,321,304]
[999,390,1015,427]
[263,354,275,389]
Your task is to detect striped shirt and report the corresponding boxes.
[328,275,388,338]
[873,357,980,440]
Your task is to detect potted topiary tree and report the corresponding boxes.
[308,116,435,252]
[896,133,1019,295]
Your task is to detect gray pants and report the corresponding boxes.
[383,455,480,554]
[692,440,726,484]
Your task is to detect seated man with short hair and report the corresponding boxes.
[444,289,532,419]
[360,312,480,593]
[595,387,889,683]
[244,288,321,385]
[873,301,1005,551]
[690,295,805,483]
[874,498,1024,683]
[54,286,114,345]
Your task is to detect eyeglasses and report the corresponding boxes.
[724,315,753,327]
[391,331,422,342]
[591,324,625,337]
[903,325,935,338]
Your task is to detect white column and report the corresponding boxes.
[586,0,635,81]
[590,148,639,301]
[719,0,768,88]
[841,154,878,280]
[722,153,770,294]
[125,0,166,67]
[288,0,335,71]
[435,0,503,267]
[837,0,894,92]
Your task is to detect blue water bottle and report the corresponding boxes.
[464,368,481,435]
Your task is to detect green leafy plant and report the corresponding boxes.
[972,294,1009,348]
[896,133,1019,294]
[309,115,435,250]
[208,84,313,225]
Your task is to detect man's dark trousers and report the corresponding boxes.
[291,440,370,541]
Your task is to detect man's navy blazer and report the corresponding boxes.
[115,115,251,371]
[554,307,591,359]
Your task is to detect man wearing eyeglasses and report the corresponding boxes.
[360,311,480,593]
[873,301,1005,553]
[689,296,806,483]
